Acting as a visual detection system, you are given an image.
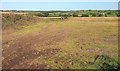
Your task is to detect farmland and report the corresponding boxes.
[2,13,119,69]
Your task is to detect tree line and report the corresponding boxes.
[1,10,120,17]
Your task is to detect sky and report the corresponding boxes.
[0,0,119,2]
[0,2,119,11]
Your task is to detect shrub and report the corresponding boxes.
[92,13,98,17]
[94,55,120,70]
[98,14,104,17]
[42,12,49,17]
[73,13,78,17]
[81,14,89,17]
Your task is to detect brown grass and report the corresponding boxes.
[2,16,118,69]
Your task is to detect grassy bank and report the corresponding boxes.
[2,13,41,29]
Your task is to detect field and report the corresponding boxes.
[2,15,118,69]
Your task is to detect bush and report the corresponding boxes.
[98,14,104,17]
[105,14,108,17]
[94,55,120,70]
[62,14,69,19]
[73,13,78,17]
[81,14,89,17]
[42,12,49,17]
[92,13,98,17]
[33,12,49,17]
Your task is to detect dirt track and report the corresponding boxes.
[2,22,67,69]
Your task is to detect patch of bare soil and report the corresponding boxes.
[2,23,65,69]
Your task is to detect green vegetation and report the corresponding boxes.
[93,55,120,70]
[34,10,119,17]
[1,10,119,17]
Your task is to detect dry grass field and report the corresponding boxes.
[2,16,118,69]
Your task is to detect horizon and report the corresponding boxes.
[1,2,118,11]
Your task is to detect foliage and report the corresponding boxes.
[73,13,78,17]
[7,10,118,17]
[81,14,89,17]
[93,55,120,70]
[43,12,49,17]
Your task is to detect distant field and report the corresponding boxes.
[0,12,28,15]
[2,15,119,69]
